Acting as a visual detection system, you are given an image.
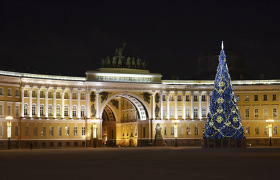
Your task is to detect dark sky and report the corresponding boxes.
[1,0,280,80]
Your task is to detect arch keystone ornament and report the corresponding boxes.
[203,42,246,148]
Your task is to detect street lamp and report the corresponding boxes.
[172,120,179,147]
[6,116,13,149]
[266,119,274,146]
[93,123,97,148]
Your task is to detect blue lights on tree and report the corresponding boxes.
[203,42,245,139]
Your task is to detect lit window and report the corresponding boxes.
[81,106,85,117]
[245,95,249,101]
[58,127,62,136]
[273,126,278,135]
[170,106,174,117]
[194,107,198,117]
[82,127,86,136]
[245,108,250,117]
[255,126,259,135]
[24,104,28,115]
[246,127,250,135]
[81,93,85,100]
[65,127,69,136]
[7,105,11,116]
[40,105,44,116]
[49,127,54,136]
[48,105,52,116]
[264,126,268,135]
[195,127,199,135]
[72,106,77,117]
[64,106,68,117]
[32,104,36,116]
[263,108,268,117]
[186,107,190,118]
[186,127,191,135]
[56,105,61,116]
[74,127,78,136]
[273,94,277,101]
[254,95,258,101]
[273,108,277,117]
[202,107,207,117]
[236,95,240,102]
[178,106,182,117]
[254,109,258,117]
[263,95,267,101]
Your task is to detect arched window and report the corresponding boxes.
[194,107,198,118]
[186,107,190,118]
[24,104,28,115]
[48,105,52,116]
[32,104,36,116]
[72,106,77,117]
[56,105,61,116]
[64,105,68,117]
[170,106,174,117]
[81,106,85,117]
[202,107,207,117]
[40,104,44,116]
[178,106,182,117]
[163,106,166,117]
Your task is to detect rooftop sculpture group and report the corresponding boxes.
[101,43,147,69]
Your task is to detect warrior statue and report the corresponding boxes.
[142,61,146,69]
[136,58,141,69]
[126,57,131,68]
[112,56,117,68]
[106,56,111,68]
[117,57,123,68]
[131,58,136,69]
[115,42,127,57]
[101,58,106,68]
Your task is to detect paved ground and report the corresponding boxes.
[0,147,280,180]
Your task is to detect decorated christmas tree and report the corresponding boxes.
[203,42,245,141]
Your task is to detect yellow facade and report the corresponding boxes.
[0,68,280,148]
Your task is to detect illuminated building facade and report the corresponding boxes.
[0,66,280,148]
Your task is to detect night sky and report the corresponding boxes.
[1,0,280,80]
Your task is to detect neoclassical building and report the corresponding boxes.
[0,63,280,148]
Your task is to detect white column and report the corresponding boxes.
[182,91,186,120]
[96,90,100,119]
[160,91,163,120]
[53,88,57,119]
[29,88,32,118]
[174,91,178,119]
[199,91,202,120]
[206,91,210,116]
[69,89,73,119]
[190,91,194,119]
[77,90,81,119]
[37,89,40,118]
[45,89,48,118]
[86,89,91,119]
[21,87,25,117]
[61,89,65,119]
[152,91,156,119]
[166,91,170,120]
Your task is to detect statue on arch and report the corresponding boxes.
[106,56,111,68]
[141,61,146,69]
[117,57,123,68]
[131,58,136,69]
[101,58,106,68]
[126,57,131,68]
[136,58,141,69]
[112,56,117,67]
[115,42,127,57]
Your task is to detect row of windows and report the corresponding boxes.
[245,108,277,118]
[245,126,278,135]
[0,104,20,116]
[162,95,210,102]
[162,106,208,118]
[236,94,277,102]
[163,126,199,136]
[24,104,86,117]
[23,90,86,100]
[0,88,20,97]
[0,126,86,137]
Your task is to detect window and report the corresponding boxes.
[236,95,240,102]
[81,106,85,117]
[254,95,258,101]
[254,109,258,117]
[194,95,198,101]
[169,95,174,101]
[82,127,86,136]
[73,93,77,99]
[255,126,259,135]
[25,127,29,136]
[0,105,2,116]
[40,105,44,116]
[32,91,36,97]
[246,127,250,135]
[64,106,68,117]
[245,95,249,101]
[49,127,54,136]
[48,105,52,116]
[64,93,69,99]
[56,105,61,116]
[56,92,61,99]
[273,108,277,117]
[264,126,268,135]
[178,106,182,117]
[40,91,44,98]
[15,89,19,97]
[7,88,11,96]
[186,107,190,118]
[24,104,28,115]
[179,126,183,135]
[74,127,78,136]
[15,126,19,136]
[273,94,277,101]
[0,126,2,136]
[163,106,166,117]
[162,95,166,101]
[164,127,167,135]
[24,90,28,97]
[41,127,46,136]
[194,107,198,118]
[195,127,199,135]
[178,95,182,101]
[186,127,191,135]
[32,104,36,116]
[7,105,11,115]
[15,106,19,116]
[273,126,278,135]
[33,127,37,137]
[263,108,268,117]
[202,95,206,101]
[245,108,250,117]
[170,106,174,117]
[48,92,52,98]
[186,95,190,101]
[72,106,77,117]
[0,88,3,95]
[58,127,62,136]
[171,127,174,135]
[81,93,85,100]
[202,107,207,117]
[263,95,267,101]
[65,127,69,136]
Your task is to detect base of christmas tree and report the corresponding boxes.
[202,138,247,148]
